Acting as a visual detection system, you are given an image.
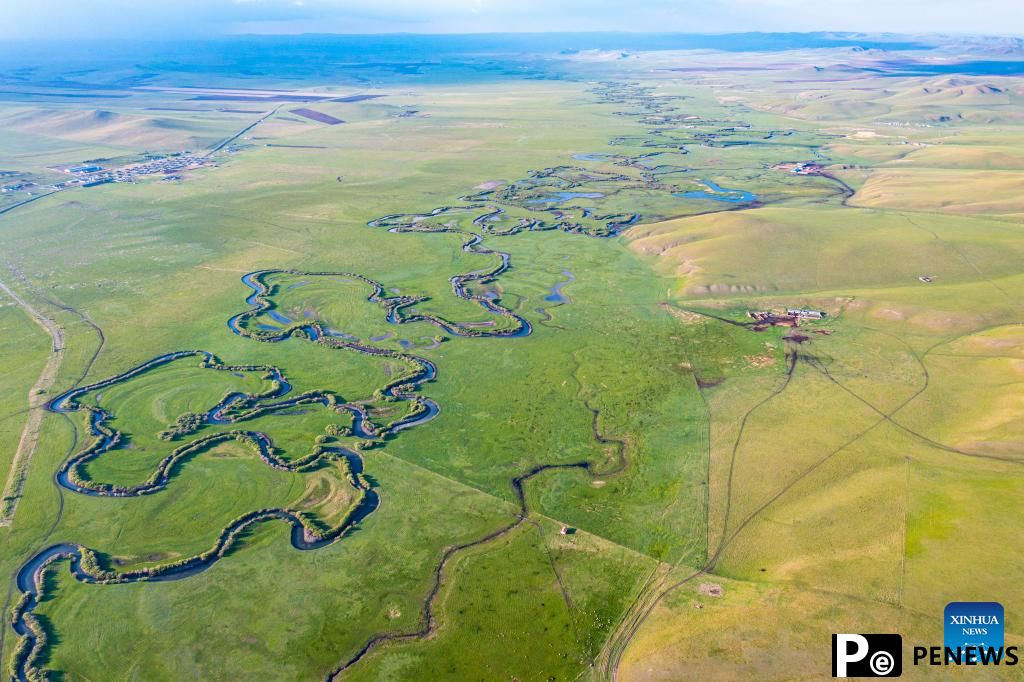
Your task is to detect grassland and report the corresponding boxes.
[0,38,1022,681]
[602,49,1024,681]
[0,294,53,519]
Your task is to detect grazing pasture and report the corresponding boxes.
[0,34,1022,681]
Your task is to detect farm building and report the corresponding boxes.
[65,165,103,174]
[786,308,826,319]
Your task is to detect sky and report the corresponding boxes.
[0,0,1021,41]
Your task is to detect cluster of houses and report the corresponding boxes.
[63,153,212,186]
[116,153,212,180]
[774,161,824,175]
[2,152,212,200]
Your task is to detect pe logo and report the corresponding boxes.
[945,602,1004,663]
[832,634,902,677]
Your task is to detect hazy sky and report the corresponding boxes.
[1,0,1021,40]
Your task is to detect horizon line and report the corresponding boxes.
[1,29,1021,42]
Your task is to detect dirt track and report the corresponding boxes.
[0,276,64,526]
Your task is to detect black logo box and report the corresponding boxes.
[832,634,902,677]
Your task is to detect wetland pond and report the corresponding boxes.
[525,191,605,204]
[266,310,292,325]
[545,270,576,304]
[572,153,616,162]
[674,179,757,203]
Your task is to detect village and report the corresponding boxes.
[1,152,214,199]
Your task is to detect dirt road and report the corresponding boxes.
[0,277,64,526]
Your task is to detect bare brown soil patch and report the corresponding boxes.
[698,582,723,597]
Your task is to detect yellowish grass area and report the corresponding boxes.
[881,78,1013,107]
[627,206,1024,297]
[890,144,1024,170]
[295,461,358,524]
[738,74,1020,125]
[623,423,1024,681]
[617,570,1002,682]
[899,325,1024,459]
[851,168,1024,216]
[0,107,225,150]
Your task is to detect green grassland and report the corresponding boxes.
[0,299,52,505]
[0,42,1022,681]
[0,76,701,680]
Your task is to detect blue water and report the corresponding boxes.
[286,280,309,289]
[638,155,688,168]
[257,323,283,331]
[573,153,614,162]
[545,270,576,303]
[371,332,395,342]
[266,310,292,324]
[241,272,261,306]
[396,336,443,351]
[648,165,690,175]
[525,191,605,205]
[674,179,757,203]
